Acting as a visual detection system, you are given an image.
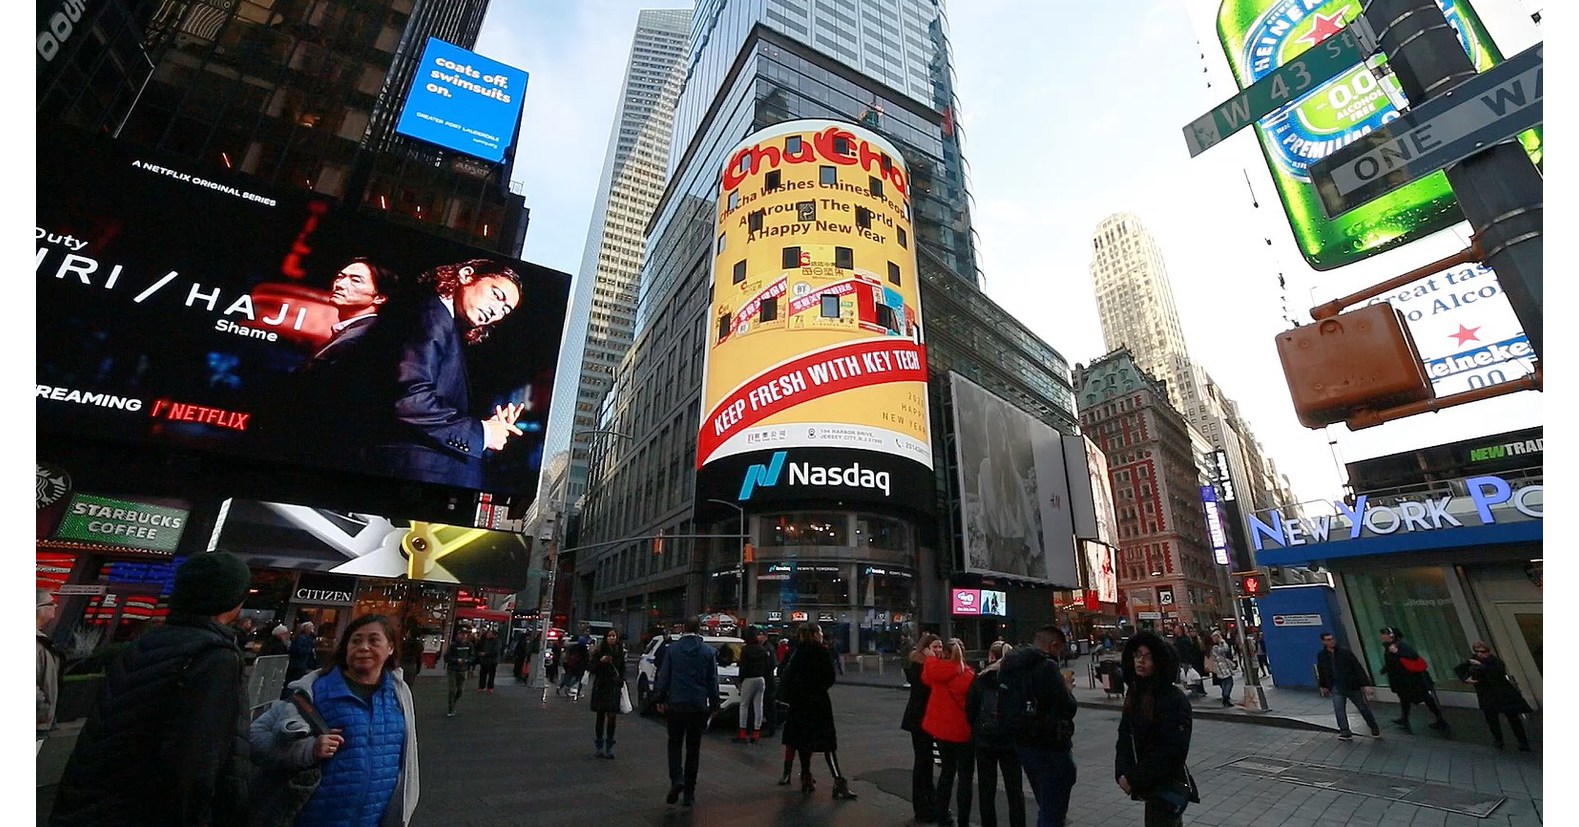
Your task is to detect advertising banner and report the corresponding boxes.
[394,38,528,163]
[1200,485,1232,566]
[1082,540,1119,604]
[950,373,1079,586]
[215,498,532,589]
[36,125,569,498]
[696,119,932,513]
[951,588,982,616]
[1064,434,1118,547]
[1193,0,1542,270]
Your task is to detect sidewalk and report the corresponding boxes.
[838,653,1544,749]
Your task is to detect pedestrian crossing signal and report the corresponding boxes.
[1239,572,1269,598]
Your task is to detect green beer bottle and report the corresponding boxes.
[1215,0,1543,271]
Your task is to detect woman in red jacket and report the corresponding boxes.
[922,638,976,827]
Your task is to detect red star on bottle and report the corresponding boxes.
[1449,324,1482,346]
[1297,9,1349,49]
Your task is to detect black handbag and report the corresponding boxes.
[1131,733,1201,816]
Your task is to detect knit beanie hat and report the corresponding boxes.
[170,551,252,616]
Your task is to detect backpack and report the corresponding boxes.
[998,659,1074,749]
[973,678,1004,744]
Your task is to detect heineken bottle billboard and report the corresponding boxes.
[1208,0,1542,271]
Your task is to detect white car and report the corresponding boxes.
[636,634,744,727]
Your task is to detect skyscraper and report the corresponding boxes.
[574,0,1076,643]
[543,8,693,512]
[39,0,525,255]
[1089,213,1199,419]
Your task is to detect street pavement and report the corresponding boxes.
[408,659,1546,827]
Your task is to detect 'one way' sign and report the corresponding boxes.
[1309,43,1542,218]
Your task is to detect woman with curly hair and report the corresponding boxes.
[367,258,526,488]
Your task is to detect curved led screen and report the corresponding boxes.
[695,119,932,513]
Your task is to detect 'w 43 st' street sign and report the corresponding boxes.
[1309,43,1543,218]
[1183,23,1373,158]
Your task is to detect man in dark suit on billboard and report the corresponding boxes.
[290,257,401,460]
[367,258,527,489]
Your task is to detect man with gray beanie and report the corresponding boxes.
[51,551,254,827]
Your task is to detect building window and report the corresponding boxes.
[749,210,764,231]
[834,136,851,155]
[761,513,848,546]
[732,259,746,284]
[869,175,884,197]
[835,246,854,269]
[887,261,901,285]
[786,135,803,154]
[897,226,907,248]
[820,294,841,318]
[856,206,872,229]
[716,233,726,254]
[820,165,837,186]
[782,246,801,268]
[760,297,778,322]
[728,190,740,210]
[765,170,782,190]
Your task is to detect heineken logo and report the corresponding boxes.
[1242,0,1477,180]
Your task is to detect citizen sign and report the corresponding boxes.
[295,588,354,603]
[1251,474,1541,551]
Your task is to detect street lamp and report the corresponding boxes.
[705,498,748,634]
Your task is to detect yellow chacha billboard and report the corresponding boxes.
[697,119,933,511]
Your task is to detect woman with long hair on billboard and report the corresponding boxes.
[366,258,527,489]
[979,404,1037,577]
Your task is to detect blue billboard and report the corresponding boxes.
[394,38,528,163]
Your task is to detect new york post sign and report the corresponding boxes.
[1250,473,1540,552]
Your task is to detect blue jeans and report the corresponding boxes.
[1332,687,1379,734]
[1218,674,1235,704]
[1016,746,1075,827]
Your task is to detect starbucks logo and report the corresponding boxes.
[37,463,71,509]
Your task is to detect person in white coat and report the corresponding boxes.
[1207,631,1238,708]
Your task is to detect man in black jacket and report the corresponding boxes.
[1316,631,1382,740]
[1000,625,1080,827]
[1168,625,1207,698]
[51,551,254,827]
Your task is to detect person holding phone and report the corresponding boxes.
[250,614,420,826]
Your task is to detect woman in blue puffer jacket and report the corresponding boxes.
[251,614,420,827]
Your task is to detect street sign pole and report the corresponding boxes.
[1359,0,1543,358]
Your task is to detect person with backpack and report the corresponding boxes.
[1115,630,1195,827]
[921,638,976,826]
[1379,626,1450,732]
[998,625,1079,827]
[965,641,1025,827]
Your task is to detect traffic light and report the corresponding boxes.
[1275,303,1432,429]
[1238,571,1270,598]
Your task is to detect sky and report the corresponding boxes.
[473,0,1553,510]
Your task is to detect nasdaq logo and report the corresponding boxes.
[738,451,892,500]
[738,452,788,500]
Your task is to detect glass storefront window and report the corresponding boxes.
[761,513,848,546]
[756,562,848,606]
[1345,566,1472,691]
[856,515,909,551]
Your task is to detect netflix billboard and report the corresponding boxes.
[35,125,569,497]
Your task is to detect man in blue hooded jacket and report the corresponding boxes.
[653,618,720,807]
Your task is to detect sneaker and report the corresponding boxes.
[1337,732,1354,740]
[1369,728,1382,738]
[446,711,455,717]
